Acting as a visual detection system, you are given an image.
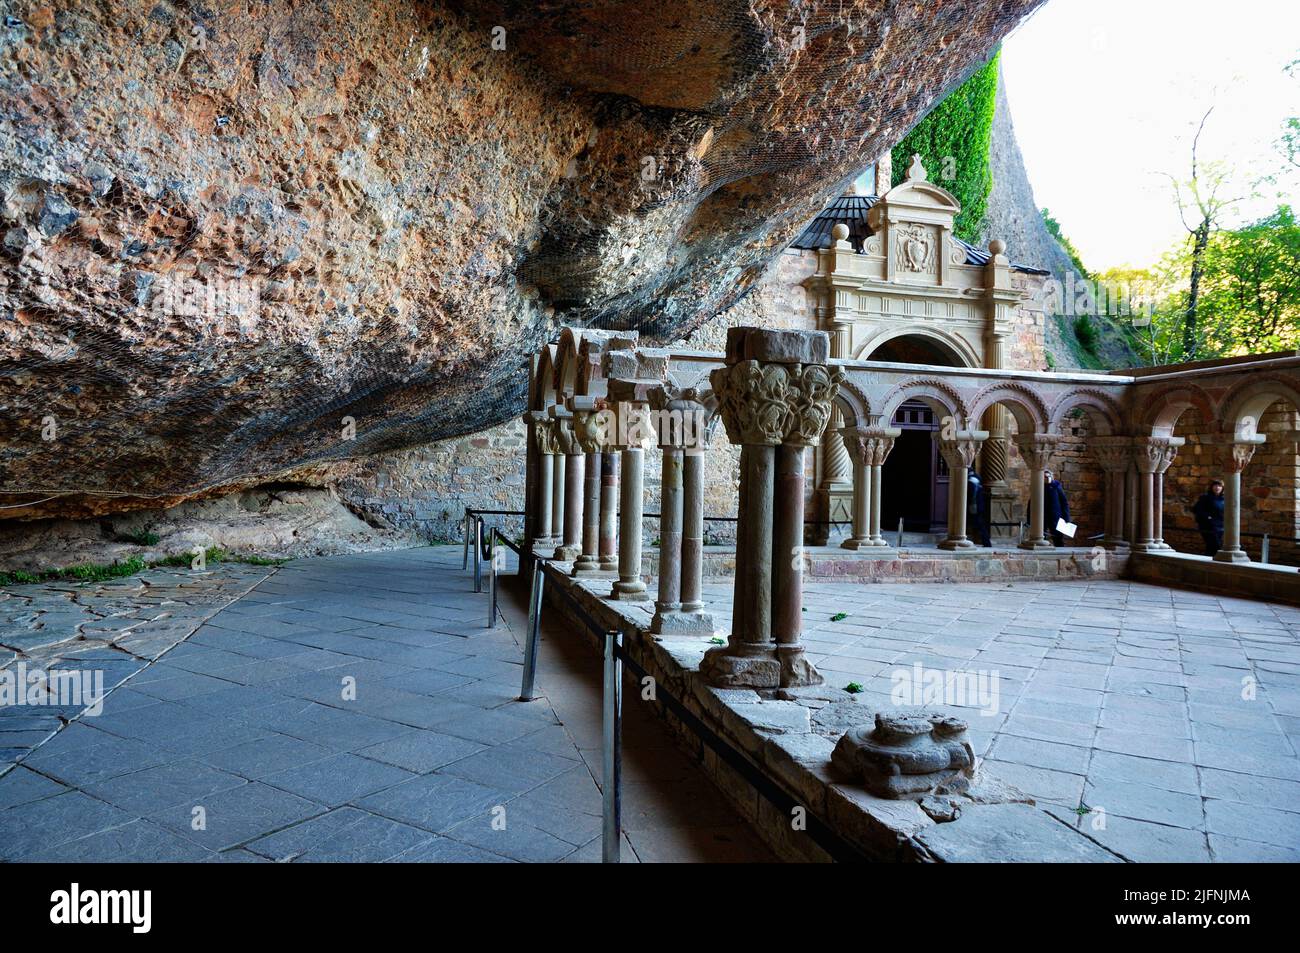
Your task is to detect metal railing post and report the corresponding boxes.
[896,517,904,549]
[519,559,546,701]
[487,532,497,628]
[462,509,471,570]
[1261,533,1270,565]
[602,629,623,864]
[473,517,483,593]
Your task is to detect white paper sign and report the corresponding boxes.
[1056,518,1077,539]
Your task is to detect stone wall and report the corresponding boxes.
[1161,403,1300,566]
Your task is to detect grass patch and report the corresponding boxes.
[0,548,286,587]
[123,529,161,546]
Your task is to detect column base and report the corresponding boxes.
[868,536,890,547]
[651,609,716,636]
[777,646,823,688]
[1102,537,1130,552]
[939,537,977,551]
[552,544,581,562]
[609,580,650,601]
[1130,541,1162,553]
[699,644,782,689]
[840,537,874,550]
[1213,549,1250,563]
[571,557,611,577]
[598,558,619,573]
[1018,539,1054,551]
[1149,541,1173,551]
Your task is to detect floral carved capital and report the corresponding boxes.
[710,360,843,448]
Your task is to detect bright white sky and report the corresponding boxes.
[1001,0,1300,271]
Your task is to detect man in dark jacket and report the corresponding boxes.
[1028,469,1072,546]
[1192,480,1226,557]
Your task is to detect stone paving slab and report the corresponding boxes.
[0,547,767,862]
[740,576,1300,862]
[1,564,274,767]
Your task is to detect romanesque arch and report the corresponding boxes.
[1219,376,1300,439]
[854,327,979,369]
[879,376,967,426]
[1048,388,1123,436]
[1141,384,1217,437]
[968,382,1049,435]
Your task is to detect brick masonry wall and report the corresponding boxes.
[1161,403,1300,566]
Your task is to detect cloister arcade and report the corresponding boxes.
[523,325,1299,689]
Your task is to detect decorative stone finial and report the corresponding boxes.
[832,711,976,799]
[830,222,850,243]
[988,238,1006,256]
[906,153,927,182]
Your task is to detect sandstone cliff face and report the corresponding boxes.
[1,0,1042,519]
[981,65,1137,370]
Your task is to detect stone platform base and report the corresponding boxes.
[539,563,1124,863]
[1128,551,1300,606]
[639,545,1127,586]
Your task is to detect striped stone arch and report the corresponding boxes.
[834,377,873,427]
[531,343,560,410]
[553,327,586,398]
[1141,383,1217,436]
[1048,387,1124,436]
[878,376,969,427]
[968,381,1050,434]
[1218,374,1300,439]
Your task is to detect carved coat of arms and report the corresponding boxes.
[897,224,934,274]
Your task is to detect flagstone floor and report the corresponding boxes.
[3,545,1297,863]
[0,547,770,862]
[738,577,1300,862]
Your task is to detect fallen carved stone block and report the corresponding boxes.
[832,711,977,799]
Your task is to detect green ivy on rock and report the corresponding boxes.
[891,51,1000,243]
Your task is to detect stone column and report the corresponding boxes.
[1015,434,1060,550]
[607,383,654,601]
[680,450,709,617]
[1125,464,1140,547]
[1133,437,1182,553]
[550,451,566,545]
[550,407,584,561]
[840,431,873,550]
[937,432,987,550]
[650,387,716,634]
[528,413,555,548]
[569,398,608,575]
[842,426,899,549]
[598,450,620,572]
[700,328,842,689]
[1091,436,1133,551]
[1215,438,1265,563]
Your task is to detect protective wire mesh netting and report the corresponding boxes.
[0,0,1043,510]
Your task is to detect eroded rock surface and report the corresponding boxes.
[1,0,1042,518]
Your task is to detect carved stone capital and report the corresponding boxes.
[937,431,987,470]
[648,382,718,451]
[1090,435,1134,473]
[530,413,559,455]
[831,712,977,799]
[710,360,843,448]
[1013,433,1061,471]
[1135,436,1184,474]
[1224,438,1265,474]
[841,426,901,467]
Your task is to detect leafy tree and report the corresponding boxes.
[1163,107,1245,360]
[891,52,1000,243]
[1199,205,1300,354]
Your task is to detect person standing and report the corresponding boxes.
[1034,469,1071,547]
[1192,479,1226,557]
